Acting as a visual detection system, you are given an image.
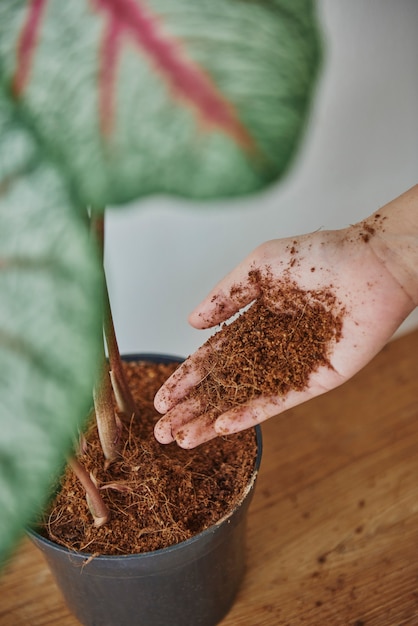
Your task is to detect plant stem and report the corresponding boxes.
[90,212,123,465]
[105,292,138,418]
[93,213,138,419]
[93,346,121,466]
[68,457,110,528]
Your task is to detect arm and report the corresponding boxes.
[154,185,418,448]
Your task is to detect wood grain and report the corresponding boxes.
[1,329,418,626]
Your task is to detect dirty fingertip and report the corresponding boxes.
[153,420,174,445]
[153,389,170,414]
[188,308,214,329]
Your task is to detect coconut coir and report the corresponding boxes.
[45,275,343,556]
[188,272,343,419]
[44,360,258,555]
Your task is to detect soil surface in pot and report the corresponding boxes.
[43,360,258,556]
[44,274,343,556]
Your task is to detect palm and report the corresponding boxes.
[154,225,414,448]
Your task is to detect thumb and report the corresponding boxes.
[188,261,262,329]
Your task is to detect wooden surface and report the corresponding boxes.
[1,328,418,626]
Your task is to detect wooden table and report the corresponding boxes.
[1,328,418,626]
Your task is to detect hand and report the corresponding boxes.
[154,191,418,449]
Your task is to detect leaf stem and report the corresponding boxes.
[93,346,121,466]
[92,212,138,419]
[68,457,110,527]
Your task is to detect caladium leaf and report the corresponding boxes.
[0,0,321,206]
[0,0,321,564]
[0,99,102,564]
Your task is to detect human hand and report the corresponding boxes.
[154,192,418,448]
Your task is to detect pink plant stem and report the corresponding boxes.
[68,457,110,527]
[93,350,121,465]
[93,213,138,418]
[104,293,137,418]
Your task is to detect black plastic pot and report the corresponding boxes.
[29,354,262,626]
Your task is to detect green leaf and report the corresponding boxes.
[0,0,322,565]
[0,99,102,565]
[0,0,321,205]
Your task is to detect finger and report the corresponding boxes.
[154,396,204,444]
[161,364,345,447]
[154,342,221,413]
[188,257,262,329]
[173,411,219,449]
[169,388,316,449]
[214,377,340,436]
[173,388,317,448]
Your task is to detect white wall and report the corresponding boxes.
[105,0,418,359]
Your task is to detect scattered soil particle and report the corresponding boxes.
[326,574,346,594]
[358,212,387,242]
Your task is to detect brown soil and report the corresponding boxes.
[43,360,258,556]
[186,272,344,423]
[44,273,343,557]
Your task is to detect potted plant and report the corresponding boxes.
[0,0,321,624]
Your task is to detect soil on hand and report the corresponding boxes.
[186,272,344,424]
[44,360,258,556]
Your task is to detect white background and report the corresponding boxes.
[105,0,418,359]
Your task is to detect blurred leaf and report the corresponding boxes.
[0,0,321,205]
[0,99,102,564]
[0,0,322,565]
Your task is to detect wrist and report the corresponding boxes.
[358,186,418,307]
